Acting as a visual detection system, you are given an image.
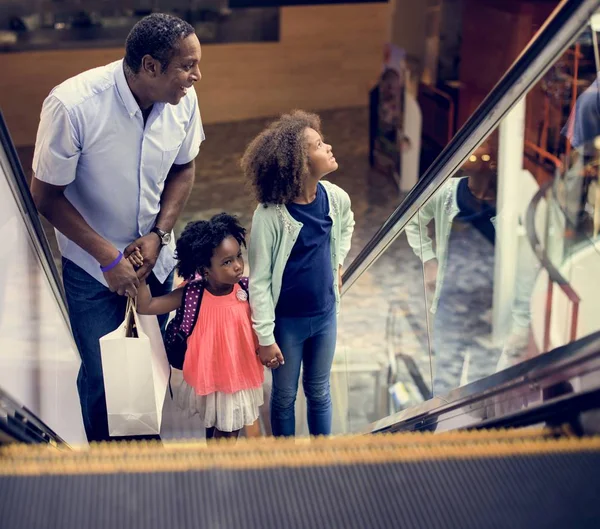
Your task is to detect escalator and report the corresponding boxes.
[1,428,599,529]
[2,0,600,527]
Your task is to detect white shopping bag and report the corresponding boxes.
[100,297,170,437]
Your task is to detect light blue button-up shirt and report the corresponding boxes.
[33,59,205,286]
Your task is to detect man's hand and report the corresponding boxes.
[258,343,285,369]
[124,234,161,281]
[338,266,343,295]
[103,257,140,297]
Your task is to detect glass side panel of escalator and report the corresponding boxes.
[0,122,85,446]
[338,16,600,433]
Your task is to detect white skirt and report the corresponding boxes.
[175,378,264,432]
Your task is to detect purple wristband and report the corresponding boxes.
[100,251,123,273]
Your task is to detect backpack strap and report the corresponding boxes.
[238,276,249,299]
[177,278,244,344]
[179,280,204,336]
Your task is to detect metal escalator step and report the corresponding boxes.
[1,433,599,529]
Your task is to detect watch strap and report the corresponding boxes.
[151,226,169,245]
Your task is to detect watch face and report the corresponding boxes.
[162,232,172,245]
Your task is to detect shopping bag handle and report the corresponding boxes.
[125,295,137,315]
[124,295,141,338]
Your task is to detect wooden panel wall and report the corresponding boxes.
[0,3,389,147]
[457,0,558,129]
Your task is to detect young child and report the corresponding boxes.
[242,110,355,437]
[130,213,264,440]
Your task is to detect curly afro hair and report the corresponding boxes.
[124,13,195,74]
[175,213,246,280]
[241,110,322,205]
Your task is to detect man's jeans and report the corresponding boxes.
[62,258,173,442]
[271,309,337,437]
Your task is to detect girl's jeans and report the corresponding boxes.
[270,309,337,437]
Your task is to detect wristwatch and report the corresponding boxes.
[151,226,171,246]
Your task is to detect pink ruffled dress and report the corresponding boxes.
[175,283,264,431]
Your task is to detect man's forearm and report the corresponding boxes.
[38,192,118,266]
[155,160,195,232]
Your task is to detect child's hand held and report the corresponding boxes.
[258,343,285,368]
[127,247,144,268]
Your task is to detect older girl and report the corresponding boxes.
[242,110,354,437]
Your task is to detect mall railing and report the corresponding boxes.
[526,180,581,351]
[521,141,584,353]
[523,132,600,355]
[524,140,563,175]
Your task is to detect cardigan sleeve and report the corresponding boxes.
[337,185,355,267]
[248,205,277,346]
[405,188,438,263]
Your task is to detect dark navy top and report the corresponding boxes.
[455,178,496,245]
[276,183,335,317]
[562,74,600,151]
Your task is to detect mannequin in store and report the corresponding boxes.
[400,69,422,193]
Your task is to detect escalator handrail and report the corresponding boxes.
[366,328,600,434]
[341,0,600,294]
[0,387,69,446]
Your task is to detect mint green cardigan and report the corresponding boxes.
[248,181,355,346]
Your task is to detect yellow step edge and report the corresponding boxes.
[0,427,561,464]
[2,435,599,477]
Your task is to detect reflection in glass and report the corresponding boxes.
[406,137,501,396]
[339,17,600,426]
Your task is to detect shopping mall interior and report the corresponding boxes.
[1,0,600,527]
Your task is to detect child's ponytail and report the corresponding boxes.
[175,220,209,280]
[175,215,247,280]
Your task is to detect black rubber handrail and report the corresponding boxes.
[367,329,600,434]
[0,387,68,446]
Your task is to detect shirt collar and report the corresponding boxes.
[114,60,141,118]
